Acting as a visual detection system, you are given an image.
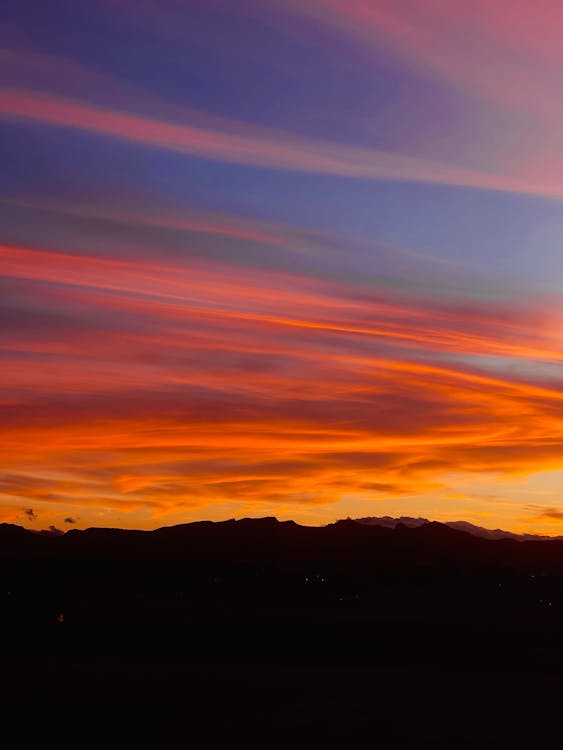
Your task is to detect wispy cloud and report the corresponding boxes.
[2,240,563,523]
[281,0,563,193]
[1,88,559,196]
[529,506,563,522]
[287,0,563,117]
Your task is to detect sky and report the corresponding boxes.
[2,0,563,533]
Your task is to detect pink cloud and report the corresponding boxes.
[1,87,558,196]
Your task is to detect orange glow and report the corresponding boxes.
[2,242,563,532]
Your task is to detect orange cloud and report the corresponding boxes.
[2,241,563,528]
[2,245,562,365]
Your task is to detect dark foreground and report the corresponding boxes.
[3,517,563,746]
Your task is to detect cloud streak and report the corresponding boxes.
[529,506,563,522]
[2,244,562,365]
[1,88,560,197]
[2,240,563,527]
[289,0,563,117]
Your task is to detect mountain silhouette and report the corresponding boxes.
[2,515,563,572]
[355,514,563,541]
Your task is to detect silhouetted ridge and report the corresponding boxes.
[2,516,563,571]
[356,515,563,542]
[0,523,34,538]
[0,522,49,556]
[403,520,473,540]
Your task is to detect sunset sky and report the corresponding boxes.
[2,1,563,533]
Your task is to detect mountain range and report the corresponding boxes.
[3,515,563,571]
[354,515,563,541]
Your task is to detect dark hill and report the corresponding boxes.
[2,516,563,572]
[355,514,563,541]
[3,516,563,746]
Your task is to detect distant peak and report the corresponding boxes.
[354,516,563,542]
